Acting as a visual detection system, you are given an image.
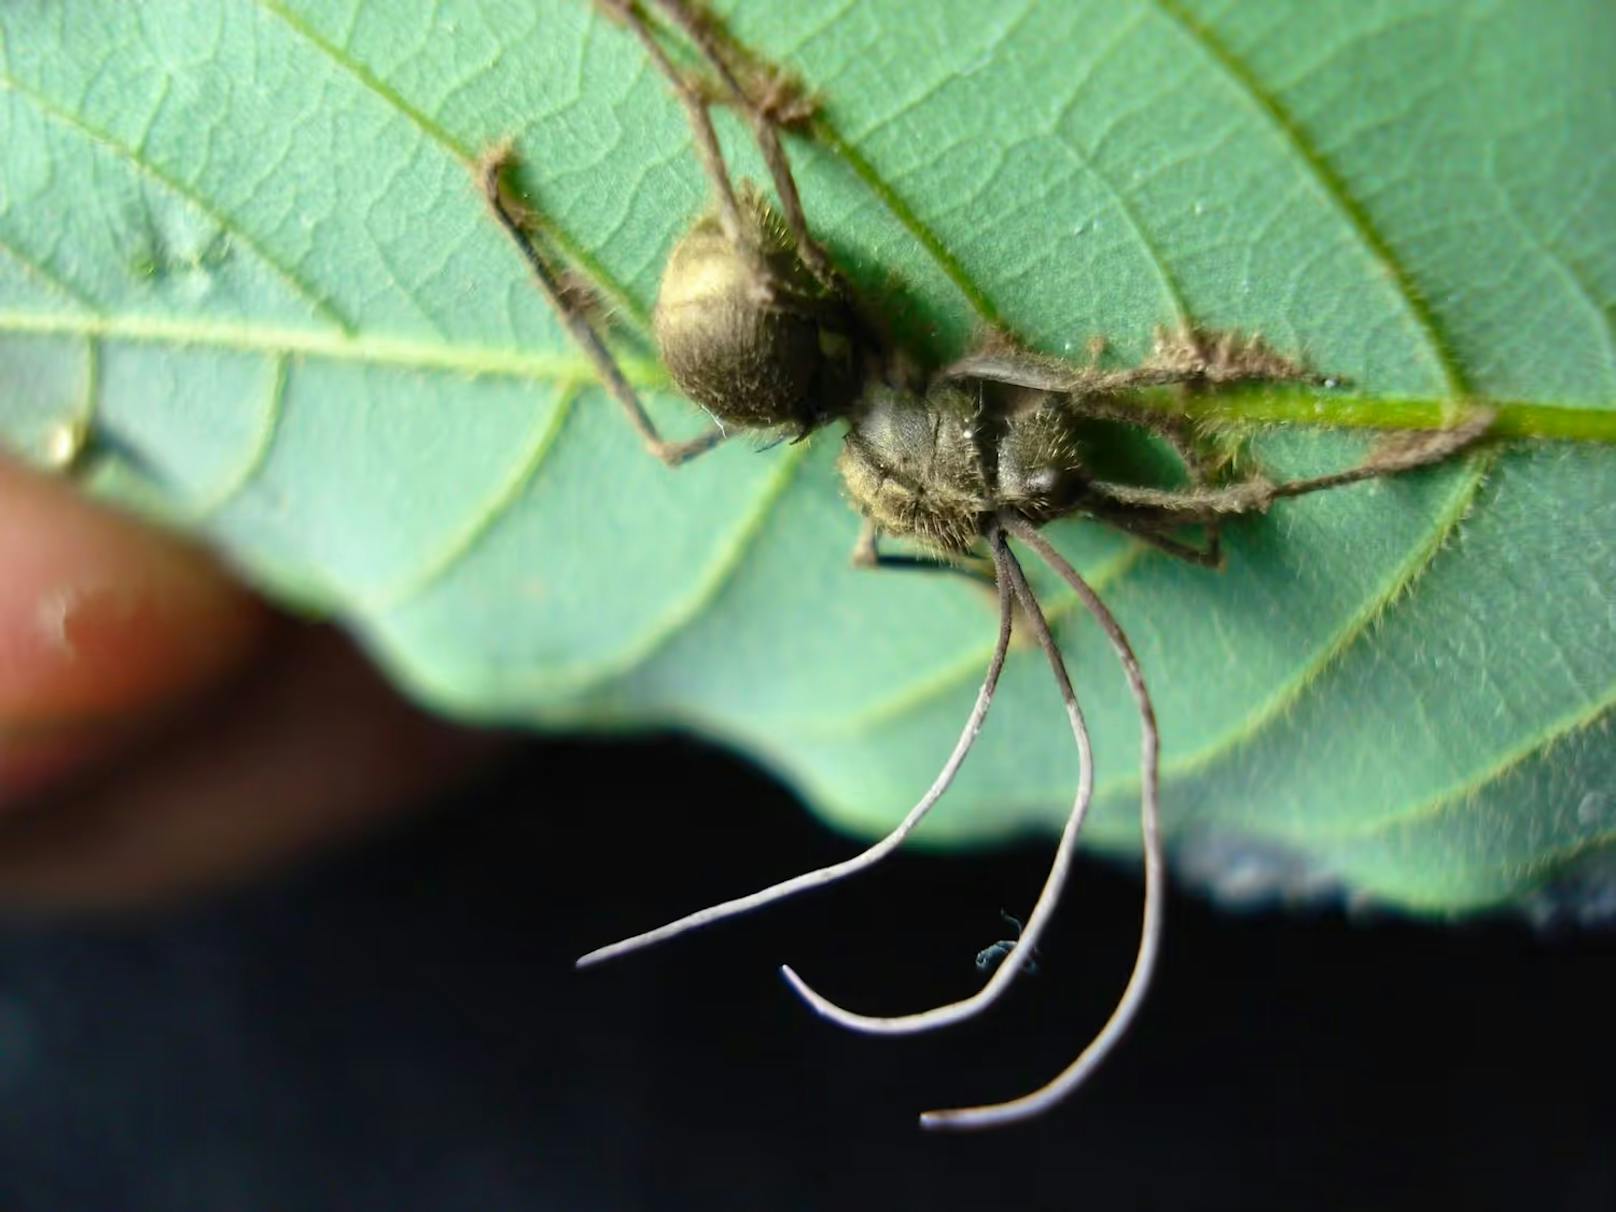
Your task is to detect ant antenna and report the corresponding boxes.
[574,524,1018,969]
[781,534,1095,1032]
[914,515,1167,1132]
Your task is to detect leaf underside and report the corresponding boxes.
[1,0,1613,914]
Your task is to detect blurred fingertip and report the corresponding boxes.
[0,452,267,791]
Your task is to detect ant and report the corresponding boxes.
[477,0,1493,1130]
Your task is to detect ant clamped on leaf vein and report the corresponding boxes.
[475,0,1494,1130]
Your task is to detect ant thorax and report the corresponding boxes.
[839,383,1092,555]
[653,188,859,434]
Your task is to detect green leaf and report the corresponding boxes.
[2,0,1612,913]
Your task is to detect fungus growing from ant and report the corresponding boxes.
[477,0,1494,1130]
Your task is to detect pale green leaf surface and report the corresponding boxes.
[1,0,1612,912]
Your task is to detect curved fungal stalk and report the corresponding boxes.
[574,526,1018,970]
[913,515,1166,1132]
[781,537,1096,1032]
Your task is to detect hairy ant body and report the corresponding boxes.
[478,0,1493,1130]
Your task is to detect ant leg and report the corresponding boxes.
[1136,325,1330,389]
[1161,434,1234,567]
[941,332,1262,494]
[920,515,1169,1131]
[782,535,1095,1036]
[573,525,1018,968]
[1078,396,1236,500]
[640,0,836,285]
[1267,407,1495,501]
[478,147,725,467]
[1081,405,1494,525]
[1092,508,1224,568]
[1085,476,1275,522]
[596,0,752,257]
[851,521,996,585]
[851,520,908,569]
[940,326,1326,399]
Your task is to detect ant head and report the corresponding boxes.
[653,185,859,434]
[837,382,987,553]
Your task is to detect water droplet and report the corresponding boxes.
[43,418,88,469]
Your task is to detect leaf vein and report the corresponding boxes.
[362,383,581,612]
[0,70,353,332]
[376,437,814,700]
[1147,0,1469,396]
[1046,127,1190,326]
[0,235,98,309]
[193,352,289,518]
[0,308,664,383]
[526,438,814,697]
[809,117,999,327]
[253,0,473,167]
[1336,691,1616,842]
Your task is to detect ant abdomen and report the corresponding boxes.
[654,190,859,434]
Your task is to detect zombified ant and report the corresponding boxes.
[476,0,1492,1130]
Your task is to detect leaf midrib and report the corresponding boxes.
[0,309,657,383]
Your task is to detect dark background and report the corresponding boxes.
[1,734,1611,1211]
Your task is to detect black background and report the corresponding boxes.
[1,734,1612,1211]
